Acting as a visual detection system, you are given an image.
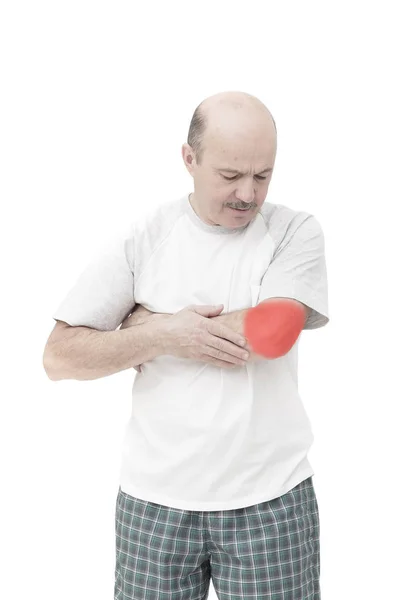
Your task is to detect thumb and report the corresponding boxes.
[192,304,224,317]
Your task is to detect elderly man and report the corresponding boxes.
[44,91,329,599]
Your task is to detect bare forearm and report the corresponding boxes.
[211,309,246,334]
[119,299,309,368]
[45,322,168,381]
[122,307,260,362]
[212,299,310,360]
[210,309,262,361]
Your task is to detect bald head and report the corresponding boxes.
[187,91,277,164]
[182,91,277,229]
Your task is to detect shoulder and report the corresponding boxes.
[94,196,187,271]
[259,201,324,248]
[134,195,187,238]
[129,195,188,274]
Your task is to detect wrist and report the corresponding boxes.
[156,316,174,355]
[210,311,252,353]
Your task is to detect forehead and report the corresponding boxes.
[205,136,276,172]
[201,106,277,170]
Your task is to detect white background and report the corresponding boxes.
[1,1,399,598]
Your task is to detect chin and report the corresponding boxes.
[227,212,254,227]
[226,218,251,229]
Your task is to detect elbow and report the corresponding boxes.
[43,349,95,382]
[43,358,60,382]
[266,340,299,360]
[251,339,298,361]
[42,348,66,381]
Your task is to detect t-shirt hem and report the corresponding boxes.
[119,467,315,511]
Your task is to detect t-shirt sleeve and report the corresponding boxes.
[52,223,136,331]
[258,214,329,330]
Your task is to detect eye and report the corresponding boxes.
[222,174,268,181]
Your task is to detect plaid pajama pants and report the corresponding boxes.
[114,476,320,600]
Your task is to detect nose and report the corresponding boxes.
[235,178,256,204]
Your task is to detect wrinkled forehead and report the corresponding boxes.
[204,130,276,172]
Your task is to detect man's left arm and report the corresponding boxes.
[121,300,311,365]
[210,300,311,361]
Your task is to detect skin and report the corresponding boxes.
[121,91,309,372]
[182,91,278,229]
[43,92,307,381]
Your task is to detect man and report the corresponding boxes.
[43,91,329,599]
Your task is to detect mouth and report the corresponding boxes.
[228,206,253,213]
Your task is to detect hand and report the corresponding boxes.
[162,304,250,369]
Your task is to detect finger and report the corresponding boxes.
[204,345,248,366]
[207,322,247,348]
[206,335,250,361]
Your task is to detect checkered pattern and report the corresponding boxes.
[114,476,320,599]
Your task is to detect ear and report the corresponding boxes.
[182,143,197,176]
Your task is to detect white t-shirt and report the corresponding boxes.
[52,194,329,510]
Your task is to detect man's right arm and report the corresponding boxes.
[43,304,250,381]
[43,320,169,381]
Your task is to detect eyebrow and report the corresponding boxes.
[218,167,273,175]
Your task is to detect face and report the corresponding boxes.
[182,114,277,229]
